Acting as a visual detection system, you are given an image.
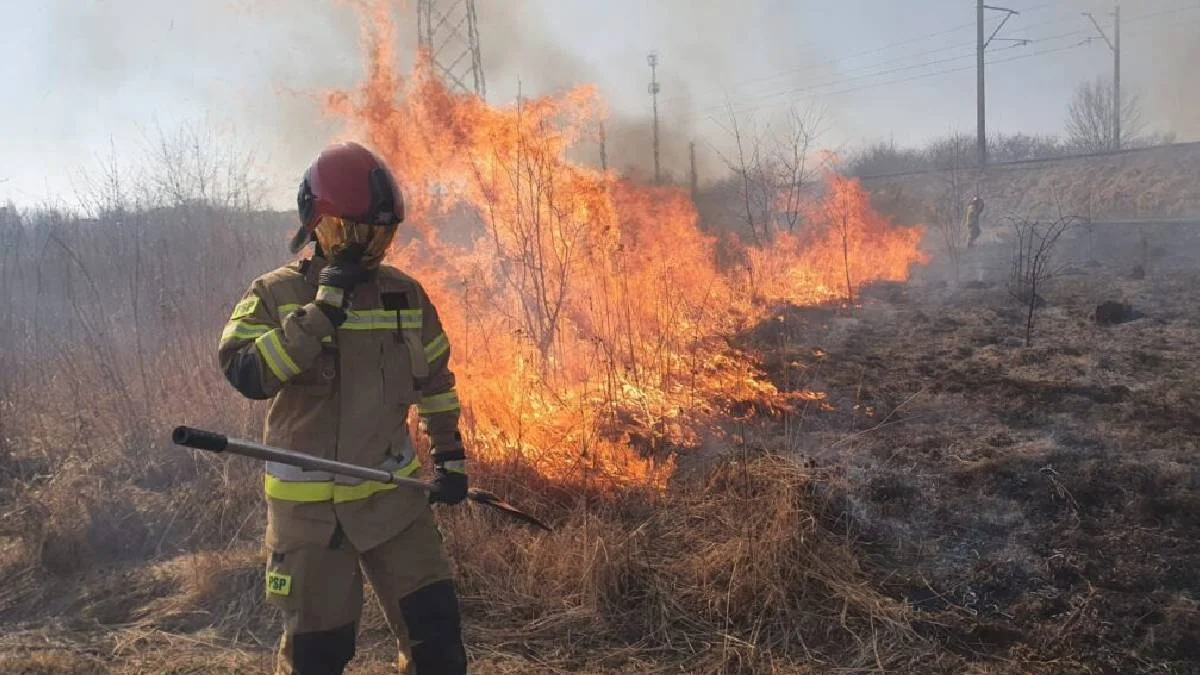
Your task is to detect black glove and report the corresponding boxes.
[428,467,468,505]
[315,244,367,327]
[428,442,468,506]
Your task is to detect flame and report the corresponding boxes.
[749,170,930,304]
[320,3,927,488]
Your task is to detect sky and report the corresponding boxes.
[2,0,1197,209]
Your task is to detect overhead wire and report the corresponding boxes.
[663,1,1198,121]
[715,42,1088,120]
[694,2,1200,122]
[658,4,1071,110]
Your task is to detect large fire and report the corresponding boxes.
[322,3,927,487]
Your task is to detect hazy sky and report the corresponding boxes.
[2,0,1197,209]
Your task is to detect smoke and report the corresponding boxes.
[467,0,828,184]
[1147,23,1200,139]
[13,0,1194,210]
[1040,0,1200,141]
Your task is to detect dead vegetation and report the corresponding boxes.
[4,192,1199,674]
[862,142,1200,230]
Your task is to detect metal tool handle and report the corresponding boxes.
[171,425,429,490]
[173,426,228,452]
[171,426,551,531]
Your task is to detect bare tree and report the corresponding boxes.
[1007,215,1077,346]
[713,103,824,244]
[930,132,973,282]
[772,106,824,234]
[139,123,266,212]
[714,105,772,246]
[1065,76,1146,152]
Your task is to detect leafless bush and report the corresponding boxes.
[1007,215,1077,345]
[1065,76,1147,153]
[844,140,926,177]
[930,134,973,282]
[713,103,824,246]
[0,126,289,617]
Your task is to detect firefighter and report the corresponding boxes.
[218,142,468,675]
[965,194,984,248]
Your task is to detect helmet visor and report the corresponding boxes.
[313,216,397,267]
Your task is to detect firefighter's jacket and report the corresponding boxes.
[218,257,461,552]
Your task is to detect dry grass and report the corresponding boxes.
[3,205,1199,673]
[864,142,1200,233]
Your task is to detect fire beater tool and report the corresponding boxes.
[171,426,551,531]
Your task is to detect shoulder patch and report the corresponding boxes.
[230,296,260,320]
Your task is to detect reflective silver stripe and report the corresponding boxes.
[315,285,345,307]
[331,453,411,485]
[440,459,467,474]
[266,439,415,486]
[265,461,333,482]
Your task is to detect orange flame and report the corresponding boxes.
[749,170,929,304]
[321,3,926,488]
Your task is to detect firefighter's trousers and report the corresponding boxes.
[266,510,466,675]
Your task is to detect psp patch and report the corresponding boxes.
[230,296,260,321]
[266,570,293,596]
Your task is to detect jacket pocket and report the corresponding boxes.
[381,340,417,412]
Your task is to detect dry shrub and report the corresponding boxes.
[134,548,268,636]
[441,454,923,673]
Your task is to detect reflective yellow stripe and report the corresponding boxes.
[342,310,423,331]
[423,333,450,363]
[278,304,421,330]
[418,390,461,415]
[221,320,270,343]
[264,460,421,503]
[264,475,333,502]
[342,310,399,331]
[255,329,302,381]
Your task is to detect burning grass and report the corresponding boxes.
[319,1,927,489]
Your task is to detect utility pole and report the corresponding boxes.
[647,52,661,184]
[977,3,1025,167]
[1085,5,1122,150]
[599,122,608,171]
[689,141,698,199]
[977,0,985,168]
[1115,5,1121,149]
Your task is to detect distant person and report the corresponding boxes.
[965,195,984,248]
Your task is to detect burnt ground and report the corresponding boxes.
[741,267,1200,673]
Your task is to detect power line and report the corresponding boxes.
[659,4,1068,110]
[663,1,1197,119]
[692,2,1199,122]
[657,19,976,107]
[690,40,1033,119]
[711,41,1092,121]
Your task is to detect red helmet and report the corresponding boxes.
[290,142,405,256]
